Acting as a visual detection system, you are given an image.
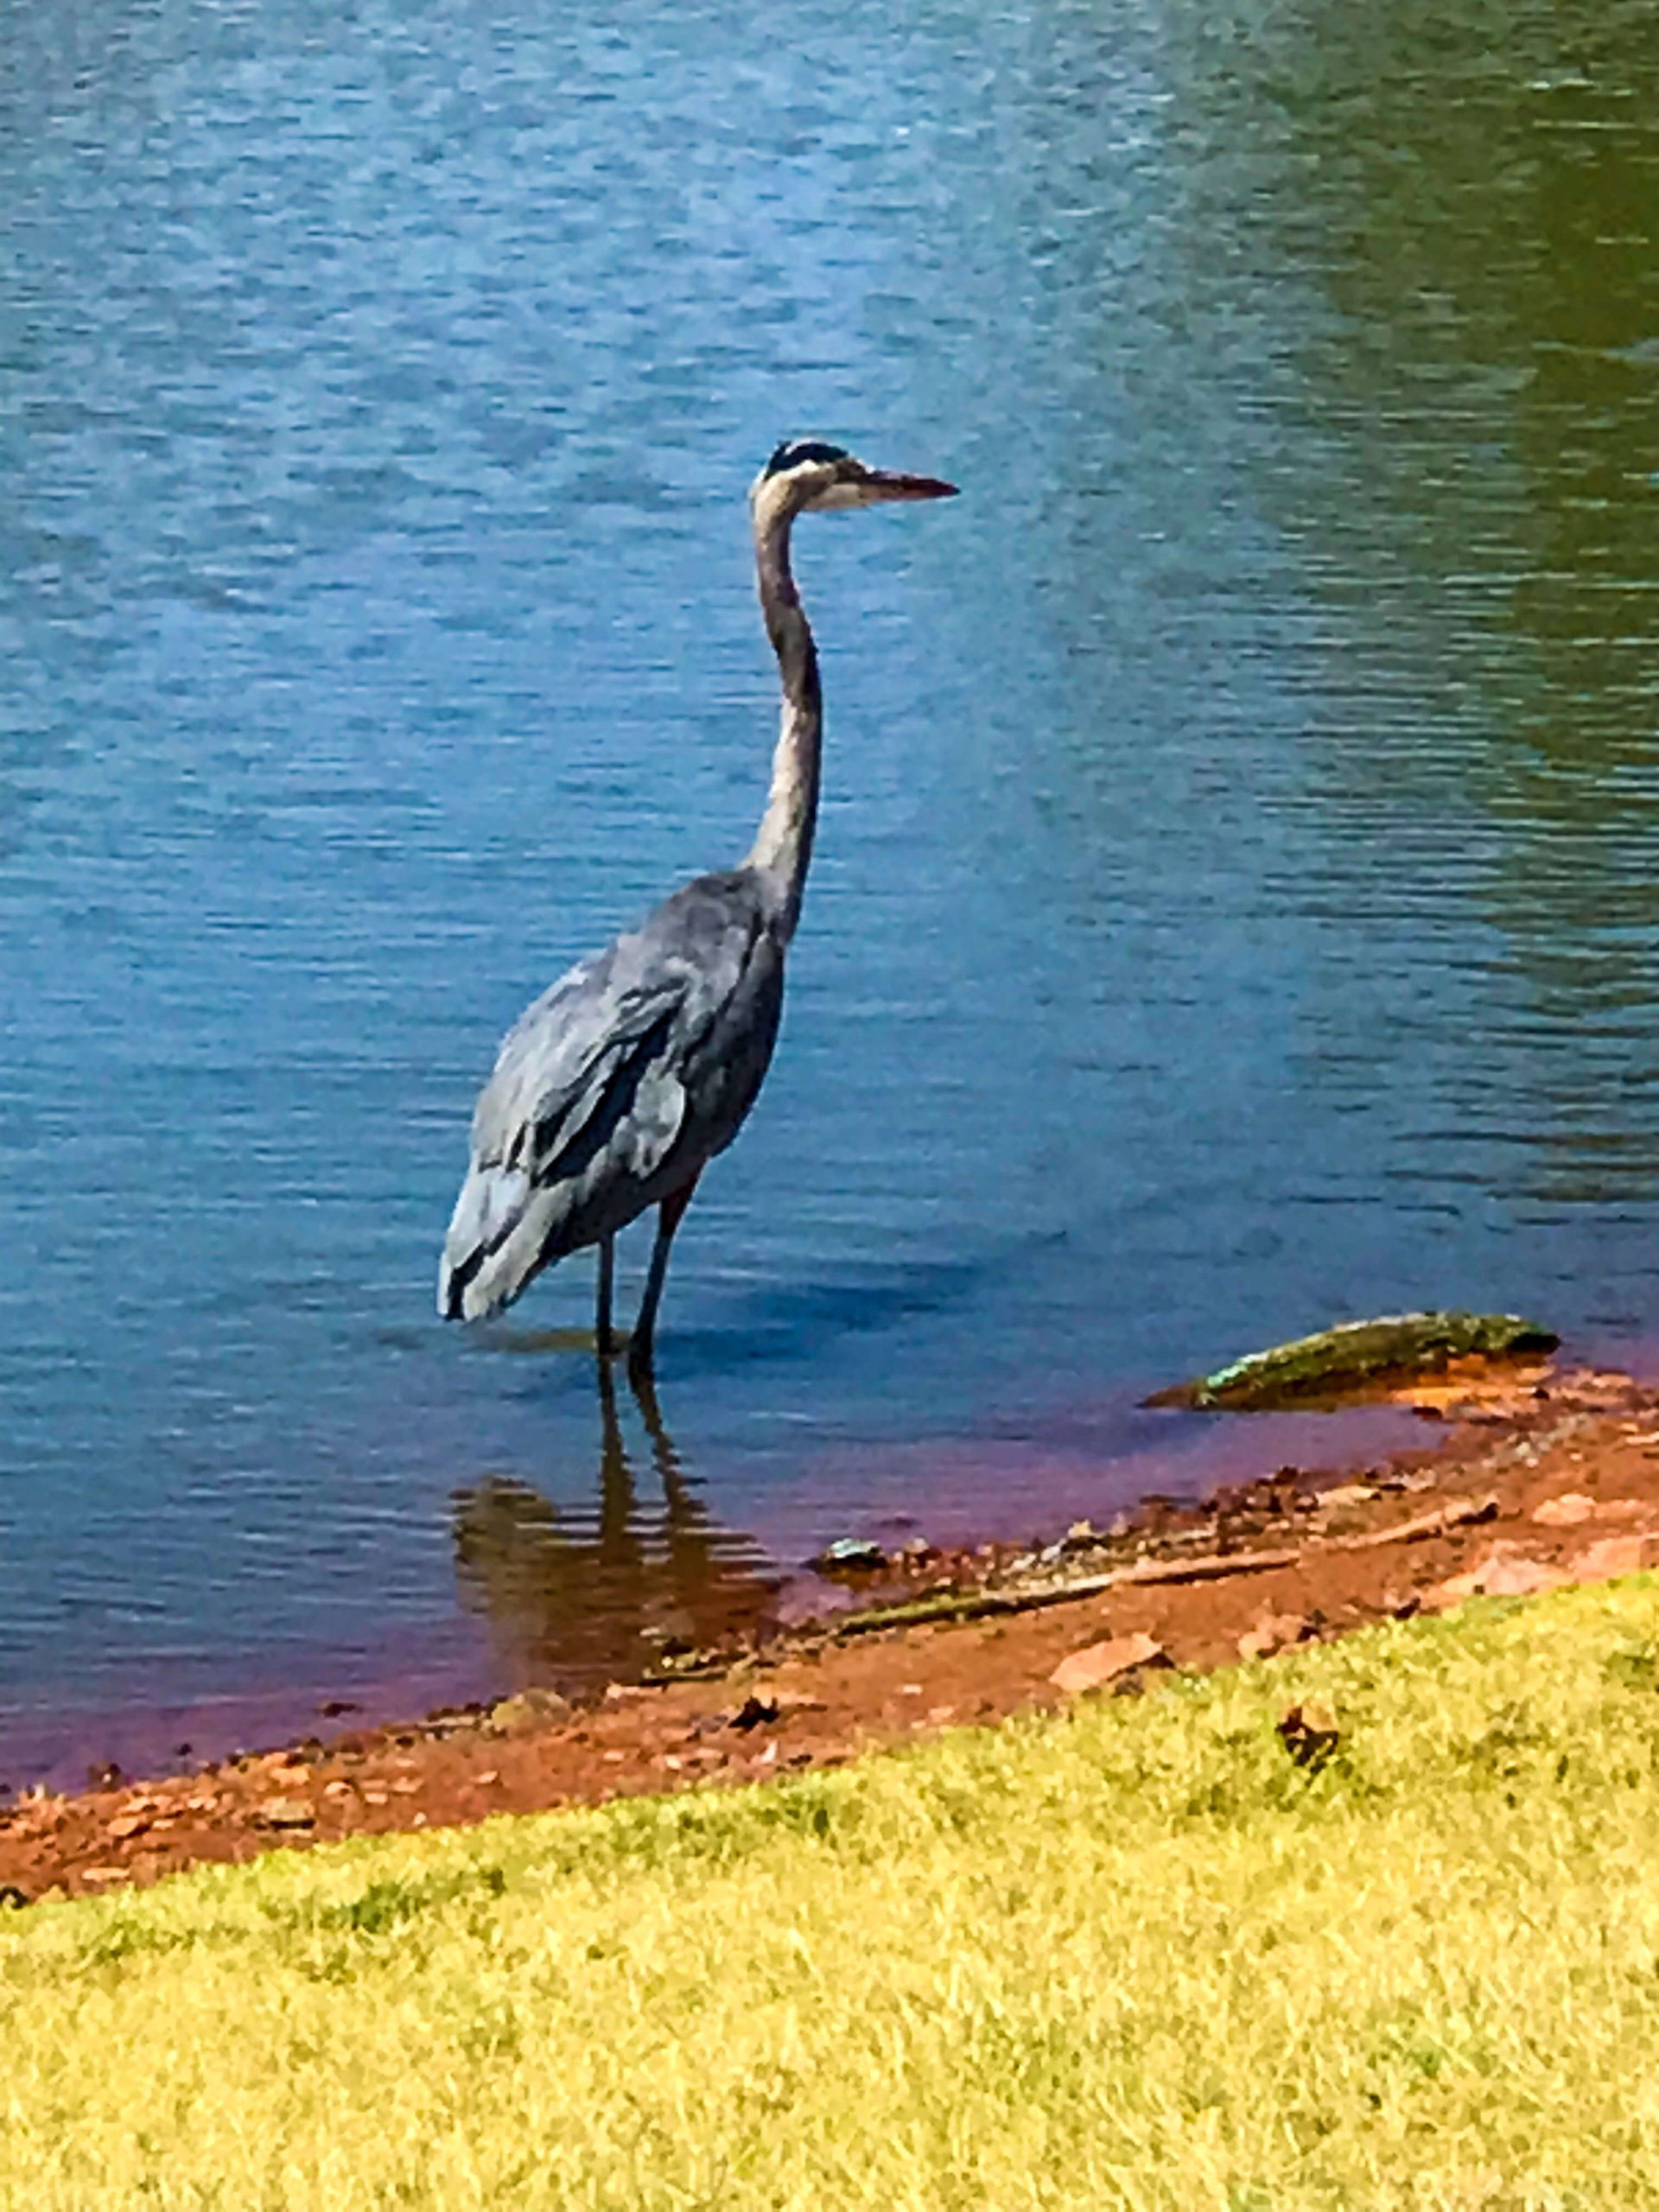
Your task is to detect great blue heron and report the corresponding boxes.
[437,439,957,1373]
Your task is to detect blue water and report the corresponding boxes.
[5,0,1659,1774]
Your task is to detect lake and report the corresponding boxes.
[5,0,1659,1782]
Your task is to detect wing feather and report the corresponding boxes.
[438,870,782,1319]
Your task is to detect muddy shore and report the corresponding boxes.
[4,1355,1658,1906]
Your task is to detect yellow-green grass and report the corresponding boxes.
[10,1583,1659,2209]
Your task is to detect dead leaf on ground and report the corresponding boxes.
[488,1688,573,1734]
[1425,1548,1568,1610]
[257,1797,315,1831]
[1049,1631,1166,1696]
[1237,1611,1312,1662]
[1570,1533,1659,1583]
[1277,1697,1340,1770]
[728,1695,781,1732]
[1531,1493,1597,1529]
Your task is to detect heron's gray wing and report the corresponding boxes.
[474,955,693,1184]
[440,872,778,1319]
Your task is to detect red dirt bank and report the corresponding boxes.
[4,1357,1657,1905]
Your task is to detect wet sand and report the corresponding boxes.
[4,1356,1657,1906]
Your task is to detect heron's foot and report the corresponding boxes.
[625,1332,658,1386]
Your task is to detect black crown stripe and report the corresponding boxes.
[765,439,849,477]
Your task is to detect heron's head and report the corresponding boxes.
[751,439,957,527]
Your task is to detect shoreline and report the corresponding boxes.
[0,1390,1444,1796]
[4,1354,1657,1905]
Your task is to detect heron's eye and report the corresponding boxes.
[766,439,849,477]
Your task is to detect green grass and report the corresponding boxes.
[10,1581,1659,2209]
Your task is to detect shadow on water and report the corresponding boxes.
[402,1243,997,1384]
[451,1362,780,1692]
[619,1251,1001,1386]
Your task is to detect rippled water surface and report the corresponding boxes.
[6,0,1659,1773]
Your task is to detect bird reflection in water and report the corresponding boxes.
[452,1365,779,1693]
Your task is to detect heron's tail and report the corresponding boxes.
[438,1162,563,1320]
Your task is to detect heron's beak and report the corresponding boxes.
[861,468,959,502]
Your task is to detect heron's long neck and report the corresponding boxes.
[746,507,821,942]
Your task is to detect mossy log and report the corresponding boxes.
[1148,1310,1559,1413]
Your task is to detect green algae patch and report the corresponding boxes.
[5,1578,1659,2208]
[1149,1309,1559,1410]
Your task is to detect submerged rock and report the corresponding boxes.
[808,1538,889,1577]
[1147,1311,1559,1413]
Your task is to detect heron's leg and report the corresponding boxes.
[595,1233,616,1359]
[627,1174,700,1380]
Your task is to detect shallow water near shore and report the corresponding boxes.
[6,0,1659,1777]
